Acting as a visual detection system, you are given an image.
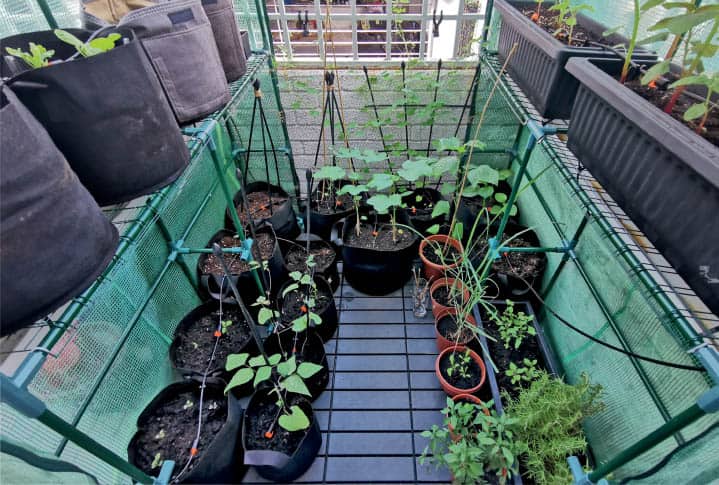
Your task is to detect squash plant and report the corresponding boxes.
[5,29,121,69]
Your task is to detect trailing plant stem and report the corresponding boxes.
[620,0,640,84]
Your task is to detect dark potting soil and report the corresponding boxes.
[439,350,482,390]
[344,222,415,251]
[201,232,275,275]
[311,185,353,215]
[520,5,599,48]
[133,389,227,479]
[281,285,333,321]
[269,332,326,370]
[236,191,289,224]
[474,236,544,280]
[406,189,437,219]
[245,394,309,454]
[422,241,461,266]
[285,243,335,273]
[437,314,475,344]
[432,285,465,307]
[173,307,252,373]
[627,79,719,147]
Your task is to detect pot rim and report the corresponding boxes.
[435,345,487,395]
[419,234,464,272]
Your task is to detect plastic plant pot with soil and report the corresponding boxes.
[241,386,322,482]
[201,0,247,82]
[335,211,418,295]
[454,179,519,241]
[127,379,246,484]
[402,187,445,235]
[282,239,340,294]
[197,225,287,303]
[264,328,330,401]
[493,0,657,119]
[169,301,259,394]
[278,274,338,342]
[430,277,470,319]
[0,86,118,335]
[419,234,464,282]
[435,345,487,398]
[303,178,355,241]
[228,182,300,241]
[565,56,719,316]
[434,308,478,352]
[0,28,190,206]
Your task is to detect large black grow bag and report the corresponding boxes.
[1,28,190,206]
[494,0,657,119]
[128,379,246,483]
[565,57,719,316]
[202,0,247,81]
[0,86,118,336]
[242,387,322,482]
[278,275,338,342]
[227,182,300,240]
[118,0,230,123]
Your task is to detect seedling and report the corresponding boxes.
[4,42,54,68]
[154,429,166,440]
[493,300,536,350]
[669,72,719,134]
[151,453,163,469]
[281,258,324,333]
[220,319,233,335]
[505,358,542,386]
[337,183,367,236]
[182,400,194,410]
[254,295,281,327]
[53,29,121,57]
[446,348,473,380]
[313,165,347,210]
[549,0,594,45]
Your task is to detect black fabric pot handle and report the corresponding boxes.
[330,217,345,247]
[202,274,233,300]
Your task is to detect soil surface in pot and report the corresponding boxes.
[627,79,719,147]
[405,189,437,215]
[281,284,333,321]
[437,314,475,343]
[201,232,275,275]
[422,241,462,266]
[236,191,289,225]
[133,389,227,478]
[520,5,599,47]
[285,243,335,273]
[344,222,415,251]
[432,285,466,307]
[439,350,483,390]
[311,183,353,215]
[173,307,252,372]
[245,393,309,453]
[474,236,544,280]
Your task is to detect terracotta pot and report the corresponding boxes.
[449,394,490,442]
[434,308,477,352]
[418,235,464,282]
[430,277,470,319]
[435,345,486,397]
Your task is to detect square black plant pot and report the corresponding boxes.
[494,0,657,119]
[565,57,719,317]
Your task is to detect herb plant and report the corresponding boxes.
[4,42,54,68]
[493,300,536,350]
[549,0,594,46]
[53,29,121,57]
[281,255,324,333]
[670,72,719,134]
[446,348,473,381]
[505,358,542,386]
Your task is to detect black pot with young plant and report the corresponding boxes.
[282,239,340,294]
[1,27,189,205]
[227,181,300,241]
[565,2,719,315]
[303,165,355,240]
[396,156,447,235]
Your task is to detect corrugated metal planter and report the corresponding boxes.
[565,57,719,316]
[494,0,657,119]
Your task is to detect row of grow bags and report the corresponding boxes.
[0,0,251,334]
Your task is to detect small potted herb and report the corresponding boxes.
[434,307,478,352]
[435,345,487,397]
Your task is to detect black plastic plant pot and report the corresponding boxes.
[278,275,338,342]
[128,379,246,484]
[402,187,445,235]
[202,0,247,82]
[242,387,322,482]
[337,212,418,295]
[169,301,259,387]
[197,225,287,304]
[263,328,330,401]
[118,0,230,124]
[1,28,190,206]
[303,179,355,240]
[565,57,719,317]
[0,86,119,336]
[228,182,300,241]
[282,239,340,294]
[494,0,657,120]
[454,180,518,241]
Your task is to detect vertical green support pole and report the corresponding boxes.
[35,0,58,29]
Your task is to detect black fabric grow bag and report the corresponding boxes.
[228,182,300,241]
[402,187,445,235]
[0,86,118,335]
[242,387,322,482]
[278,275,338,342]
[302,179,355,240]
[565,57,719,316]
[240,30,251,57]
[202,0,247,82]
[118,0,230,124]
[494,0,657,119]
[1,28,190,206]
[128,379,246,483]
[282,239,340,294]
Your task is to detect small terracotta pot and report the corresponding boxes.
[419,235,464,282]
[430,277,470,319]
[435,345,486,397]
[449,394,490,442]
[434,308,477,352]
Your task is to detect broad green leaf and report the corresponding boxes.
[467,165,499,187]
[253,365,272,387]
[641,60,670,85]
[426,224,440,235]
[292,315,309,332]
[269,353,282,365]
[397,159,433,182]
[367,193,403,214]
[434,137,464,153]
[498,168,513,181]
[87,33,121,53]
[248,355,268,367]
[683,103,707,121]
[670,74,710,88]
[495,192,508,203]
[314,165,346,181]
[225,368,253,393]
[432,156,460,177]
[297,362,324,378]
[277,355,297,377]
[451,223,464,242]
[281,374,312,396]
[367,173,397,191]
[478,186,494,199]
[649,8,719,35]
[258,307,275,325]
[282,282,300,298]
[278,405,310,431]
[464,140,486,151]
[337,184,366,197]
[641,0,665,11]
[431,200,450,219]
[359,149,388,164]
[225,353,249,371]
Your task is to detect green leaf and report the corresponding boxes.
[258,307,275,325]
[426,224,440,235]
[281,373,312,396]
[337,183,366,196]
[282,282,300,298]
[297,362,324,378]
[467,165,499,187]
[292,315,309,332]
[478,186,494,199]
[278,405,310,431]
[87,33,121,53]
[225,368,253,393]
[226,353,249,371]
[432,156,460,178]
[277,355,297,377]
[253,365,272,387]
[451,223,464,242]
[314,165,346,181]
[434,137,464,153]
[248,355,268,367]
[495,192,508,203]
[431,200,450,219]
[398,159,433,182]
[366,193,403,214]
[641,60,671,85]
[640,0,665,11]
[359,149,388,164]
[683,102,707,121]
[367,173,396,191]
[649,8,719,35]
